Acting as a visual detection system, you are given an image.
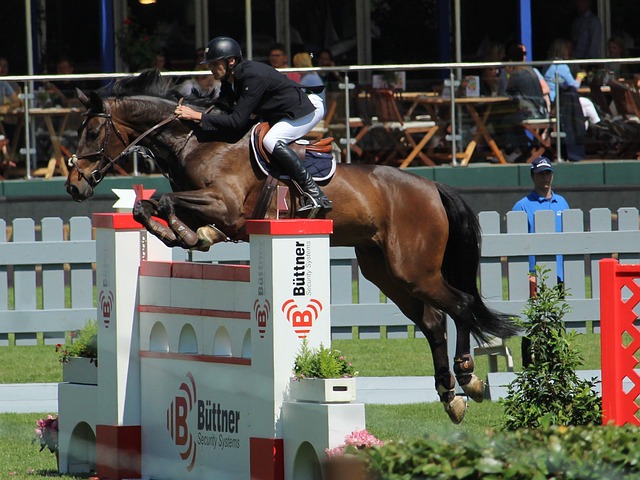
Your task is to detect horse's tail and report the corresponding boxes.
[435,182,519,342]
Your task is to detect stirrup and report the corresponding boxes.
[296,193,332,219]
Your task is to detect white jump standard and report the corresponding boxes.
[57,213,365,480]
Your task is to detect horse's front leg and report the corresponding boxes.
[156,191,234,250]
[133,199,182,248]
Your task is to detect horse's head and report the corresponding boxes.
[66,70,178,201]
[65,89,131,201]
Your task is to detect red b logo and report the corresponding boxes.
[254,299,270,338]
[282,299,323,338]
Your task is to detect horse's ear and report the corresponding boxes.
[89,91,105,113]
[77,88,90,108]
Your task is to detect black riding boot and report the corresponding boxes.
[272,141,332,217]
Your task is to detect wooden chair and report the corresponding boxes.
[521,117,558,162]
[365,88,439,167]
[609,80,640,120]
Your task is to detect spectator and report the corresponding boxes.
[606,35,630,80]
[178,63,220,98]
[571,0,603,61]
[479,41,505,97]
[44,56,86,108]
[293,52,325,101]
[268,43,301,83]
[544,38,600,135]
[512,156,570,366]
[493,44,548,162]
[0,79,20,110]
[195,47,206,65]
[315,48,343,88]
[152,52,168,71]
[0,57,21,94]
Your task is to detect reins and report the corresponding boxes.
[68,99,179,188]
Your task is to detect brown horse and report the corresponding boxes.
[65,70,517,423]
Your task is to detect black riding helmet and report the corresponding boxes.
[201,36,243,64]
[201,36,242,81]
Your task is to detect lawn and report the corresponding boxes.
[0,333,602,479]
[0,332,602,385]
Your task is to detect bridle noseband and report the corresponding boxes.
[67,99,177,189]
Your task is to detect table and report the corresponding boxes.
[406,95,512,165]
[1,107,82,178]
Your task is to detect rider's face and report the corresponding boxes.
[209,57,236,80]
[209,59,228,80]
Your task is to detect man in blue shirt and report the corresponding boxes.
[512,156,570,281]
[512,156,570,367]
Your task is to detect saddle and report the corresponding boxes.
[252,122,334,163]
[250,122,337,218]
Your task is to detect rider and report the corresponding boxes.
[175,36,332,217]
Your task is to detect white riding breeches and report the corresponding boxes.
[263,93,325,153]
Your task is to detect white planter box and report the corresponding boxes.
[290,377,356,403]
[62,357,98,385]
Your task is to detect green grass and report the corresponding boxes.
[0,333,601,384]
[0,413,87,480]
[0,403,504,480]
[0,333,600,478]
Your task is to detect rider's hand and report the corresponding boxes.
[175,105,202,124]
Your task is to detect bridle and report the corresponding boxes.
[67,99,177,189]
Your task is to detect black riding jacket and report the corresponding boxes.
[200,60,315,132]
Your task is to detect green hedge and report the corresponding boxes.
[358,424,640,479]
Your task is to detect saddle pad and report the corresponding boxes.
[249,124,337,182]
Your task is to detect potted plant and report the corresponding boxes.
[56,320,98,385]
[290,339,357,403]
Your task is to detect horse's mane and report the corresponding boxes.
[108,68,225,111]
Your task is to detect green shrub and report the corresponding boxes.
[356,424,640,479]
[501,268,601,430]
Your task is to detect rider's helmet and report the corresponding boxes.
[201,36,243,64]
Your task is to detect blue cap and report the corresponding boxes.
[531,156,553,174]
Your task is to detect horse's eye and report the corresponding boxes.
[87,130,100,141]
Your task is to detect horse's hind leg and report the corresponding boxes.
[355,247,467,424]
[382,243,485,403]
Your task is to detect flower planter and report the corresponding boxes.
[62,357,98,385]
[290,377,356,403]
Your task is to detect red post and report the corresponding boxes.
[600,258,640,426]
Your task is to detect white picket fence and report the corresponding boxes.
[1,208,639,345]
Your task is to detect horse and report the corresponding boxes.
[65,70,518,424]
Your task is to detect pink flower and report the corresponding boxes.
[325,429,383,457]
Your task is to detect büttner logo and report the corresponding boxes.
[166,372,197,471]
[282,298,323,338]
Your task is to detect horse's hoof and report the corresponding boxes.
[197,226,226,248]
[443,395,467,424]
[460,374,485,403]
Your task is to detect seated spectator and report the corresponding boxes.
[492,44,548,162]
[479,41,505,97]
[268,43,301,83]
[606,35,631,80]
[293,52,325,101]
[0,57,21,94]
[177,63,220,98]
[544,38,600,129]
[544,38,598,161]
[315,48,343,88]
[44,56,86,108]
